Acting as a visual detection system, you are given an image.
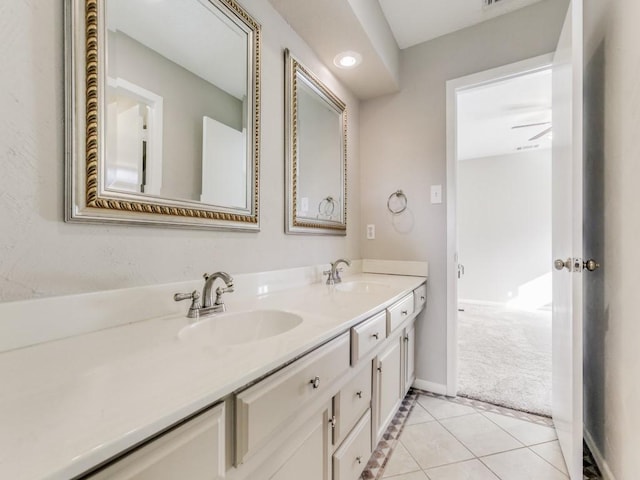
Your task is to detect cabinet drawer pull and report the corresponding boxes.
[329,415,337,429]
[371,332,379,340]
[310,376,320,389]
[356,391,363,399]
[420,295,425,301]
[356,456,362,464]
[401,310,408,315]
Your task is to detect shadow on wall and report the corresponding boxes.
[582,40,607,453]
[390,208,415,233]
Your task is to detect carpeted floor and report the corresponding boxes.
[457,302,552,416]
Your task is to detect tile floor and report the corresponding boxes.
[368,390,584,480]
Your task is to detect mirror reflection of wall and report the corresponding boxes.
[105,0,248,207]
[296,78,343,221]
[285,49,347,235]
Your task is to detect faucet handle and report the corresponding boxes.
[214,283,234,307]
[174,290,200,303]
[174,290,202,318]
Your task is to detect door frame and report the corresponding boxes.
[444,53,555,396]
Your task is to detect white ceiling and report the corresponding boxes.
[107,0,247,100]
[378,0,546,49]
[457,68,552,161]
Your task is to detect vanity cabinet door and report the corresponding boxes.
[86,403,225,480]
[351,311,386,364]
[404,319,416,395]
[268,403,331,480]
[386,293,414,335]
[332,410,372,480]
[236,333,350,464]
[375,335,403,442]
[413,284,427,312]
[333,360,372,446]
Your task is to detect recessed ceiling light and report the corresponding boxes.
[333,51,362,69]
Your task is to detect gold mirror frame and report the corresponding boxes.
[65,0,261,230]
[284,49,347,236]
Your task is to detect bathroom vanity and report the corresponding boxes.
[0,265,426,480]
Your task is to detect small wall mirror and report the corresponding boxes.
[284,49,347,235]
[66,0,261,230]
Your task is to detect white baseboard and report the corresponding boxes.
[584,428,616,480]
[412,379,447,396]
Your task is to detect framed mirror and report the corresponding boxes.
[66,0,261,230]
[284,49,347,235]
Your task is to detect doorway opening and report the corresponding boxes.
[446,55,554,416]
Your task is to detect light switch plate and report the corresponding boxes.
[431,185,442,204]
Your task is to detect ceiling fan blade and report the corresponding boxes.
[528,126,553,141]
[512,121,552,129]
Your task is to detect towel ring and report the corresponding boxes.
[318,196,337,218]
[387,190,407,214]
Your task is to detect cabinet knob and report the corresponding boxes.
[356,456,362,464]
[329,415,336,429]
[377,366,382,373]
[420,295,425,301]
[310,376,320,389]
[356,391,363,399]
[401,310,408,316]
[404,335,409,342]
[372,332,379,340]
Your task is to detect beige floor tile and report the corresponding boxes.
[416,395,476,420]
[530,440,568,475]
[383,443,421,478]
[480,448,569,480]
[382,471,429,480]
[405,403,436,426]
[482,412,557,445]
[425,459,500,480]
[439,414,523,457]
[401,421,474,470]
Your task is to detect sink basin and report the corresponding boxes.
[335,281,391,294]
[178,310,303,346]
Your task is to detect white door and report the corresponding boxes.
[551,2,585,479]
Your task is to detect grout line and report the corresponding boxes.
[528,442,569,477]
[479,409,529,448]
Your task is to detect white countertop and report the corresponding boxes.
[0,272,426,480]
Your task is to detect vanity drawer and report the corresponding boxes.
[86,403,225,480]
[386,293,414,335]
[332,409,372,480]
[350,311,386,364]
[414,284,427,311]
[236,333,350,464]
[333,361,372,446]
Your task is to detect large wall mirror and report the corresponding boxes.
[285,50,347,235]
[66,0,261,230]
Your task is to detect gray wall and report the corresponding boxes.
[109,30,244,202]
[583,0,640,477]
[360,0,569,386]
[0,0,360,302]
[458,150,551,304]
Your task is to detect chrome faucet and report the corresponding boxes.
[324,258,351,285]
[174,271,234,319]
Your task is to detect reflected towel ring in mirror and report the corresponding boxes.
[387,190,408,214]
[318,196,337,219]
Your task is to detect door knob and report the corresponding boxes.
[554,258,572,271]
[583,259,600,272]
